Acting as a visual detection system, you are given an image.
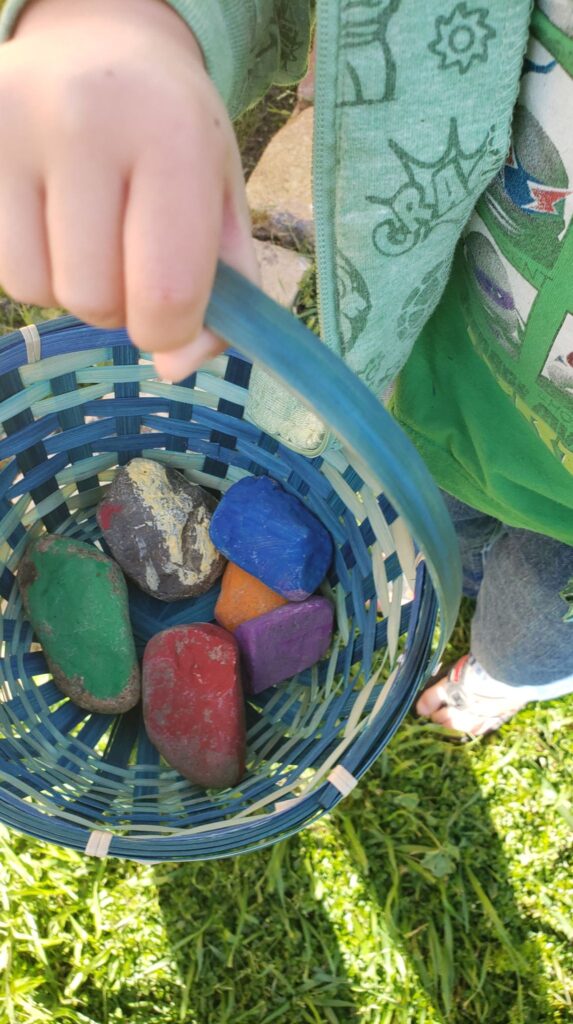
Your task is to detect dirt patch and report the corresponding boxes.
[235,86,298,180]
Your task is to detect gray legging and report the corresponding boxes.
[443,492,573,695]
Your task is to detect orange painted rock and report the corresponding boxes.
[214,562,288,632]
[142,624,246,789]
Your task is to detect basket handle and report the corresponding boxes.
[206,262,461,648]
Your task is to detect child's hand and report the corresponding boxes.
[0,0,258,379]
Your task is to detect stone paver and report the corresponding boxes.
[247,240,325,455]
[247,107,314,250]
[253,239,311,309]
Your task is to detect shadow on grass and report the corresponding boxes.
[156,837,360,1023]
[156,604,554,1023]
[157,719,555,1024]
[334,717,554,1023]
[156,726,555,1023]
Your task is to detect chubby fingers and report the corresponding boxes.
[0,173,56,308]
[45,148,126,326]
[150,126,260,382]
[124,113,225,357]
[0,51,256,381]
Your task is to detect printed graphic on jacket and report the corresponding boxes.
[461,27,573,470]
[366,118,497,256]
[337,0,401,106]
[428,3,496,76]
[326,0,530,401]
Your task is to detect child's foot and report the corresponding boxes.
[415,654,526,737]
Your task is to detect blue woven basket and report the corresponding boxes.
[0,264,461,863]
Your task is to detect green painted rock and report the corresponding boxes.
[18,535,140,713]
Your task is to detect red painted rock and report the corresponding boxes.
[142,624,246,789]
[97,458,225,601]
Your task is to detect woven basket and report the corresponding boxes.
[0,264,460,862]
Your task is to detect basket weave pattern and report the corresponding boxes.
[0,317,439,862]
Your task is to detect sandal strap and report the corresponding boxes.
[443,654,522,729]
[443,655,471,709]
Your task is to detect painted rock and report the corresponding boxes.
[235,596,334,694]
[142,624,246,788]
[215,561,288,632]
[97,458,225,601]
[18,535,139,713]
[209,476,332,601]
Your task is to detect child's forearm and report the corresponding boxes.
[6,0,201,52]
[1,0,313,119]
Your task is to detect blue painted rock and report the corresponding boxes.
[234,596,334,694]
[209,476,332,601]
[97,458,225,601]
[18,535,140,713]
[142,624,246,788]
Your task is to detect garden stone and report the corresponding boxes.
[247,107,314,249]
[97,458,225,602]
[253,239,311,309]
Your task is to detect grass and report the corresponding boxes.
[1,94,573,1024]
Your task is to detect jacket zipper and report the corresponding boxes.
[309,0,343,454]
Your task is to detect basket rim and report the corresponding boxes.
[0,275,460,861]
[0,562,436,862]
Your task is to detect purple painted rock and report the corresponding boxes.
[209,476,332,601]
[234,596,334,694]
[142,624,246,788]
[18,534,139,713]
[97,458,225,602]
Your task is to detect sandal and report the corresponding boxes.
[416,654,526,737]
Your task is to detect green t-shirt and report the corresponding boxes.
[393,7,573,543]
